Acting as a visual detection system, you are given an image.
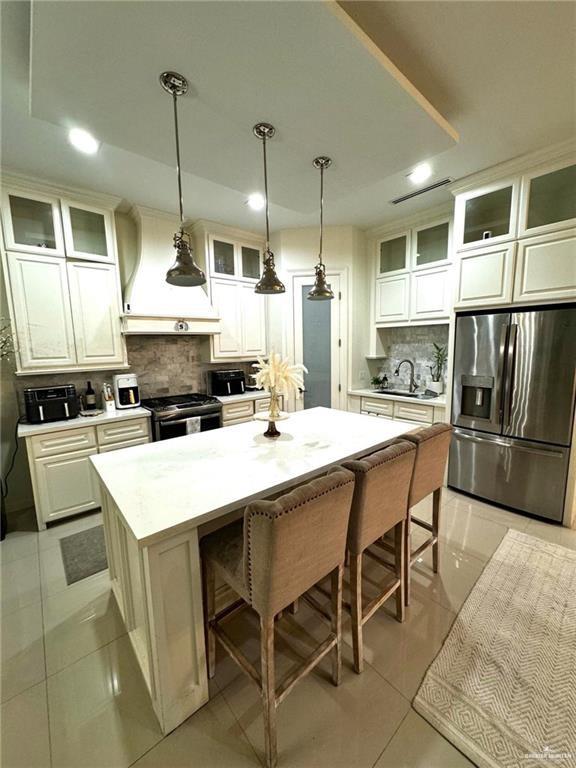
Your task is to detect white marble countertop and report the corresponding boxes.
[349,388,447,406]
[216,390,270,404]
[18,406,151,438]
[90,406,419,547]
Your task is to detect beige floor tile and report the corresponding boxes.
[374,709,475,768]
[43,578,125,675]
[39,536,109,599]
[1,601,45,703]
[439,501,510,562]
[0,528,38,566]
[47,634,162,768]
[524,518,576,550]
[0,682,51,768]
[1,552,41,617]
[132,692,261,768]
[348,591,455,700]
[37,510,103,552]
[447,493,530,532]
[220,634,410,768]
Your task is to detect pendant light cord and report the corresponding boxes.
[172,91,184,229]
[262,133,270,252]
[318,163,324,266]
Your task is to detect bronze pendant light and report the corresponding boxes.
[160,71,206,287]
[308,156,334,301]
[253,123,285,295]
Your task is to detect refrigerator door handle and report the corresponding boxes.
[494,323,508,424]
[453,429,565,458]
[502,323,518,429]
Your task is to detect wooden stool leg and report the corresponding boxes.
[394,519,405,623]
[432,488,441,573]
[288,598,299,615]
[349,553,363,674]
[404,510,412,606]
[330,564,343,686]
[202,557,216,679]
[261,617,277,768]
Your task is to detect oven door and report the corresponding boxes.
[155,412,221,441]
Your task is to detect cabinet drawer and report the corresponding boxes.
[361,410,393,420]
[360,398,394,416]
[30,426,97,458]
[222,401,254,421]
[96,418,149,446]
[254,396,284,413]
[393,401,434,424]
[223,415,254,427]
[98,437,150,453]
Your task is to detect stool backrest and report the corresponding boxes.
[396,423,453,507]
[342,441,416,555]
[243,467,355,618]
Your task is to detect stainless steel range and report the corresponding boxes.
[141,394,222,441]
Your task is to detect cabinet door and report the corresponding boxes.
[513,230,576,303]
[410,265,451,321]
[518,162,576,237]
[455,244,516,308]
[61,200,116,262]
[377,232,410,275]
[6,251,76,370]
[1,188,65,256]
[240,283,266,356]
[210,237,236,277]
[239,244,261,281]
[374,274,410,324]
[454,180,519,251]
[412,220,450,270]
[210,279,242,357]
[67,261,125,366]
[33,447,101,524]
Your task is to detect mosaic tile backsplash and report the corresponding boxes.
[371,325,450,390]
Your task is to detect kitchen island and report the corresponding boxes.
[90,407,421,734]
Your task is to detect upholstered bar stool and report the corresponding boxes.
[201,467,355,768]
[395,423,453,605]
[342,441,416,673]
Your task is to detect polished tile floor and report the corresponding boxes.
[2,490,575,768]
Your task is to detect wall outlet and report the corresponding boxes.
[358,370,367,382]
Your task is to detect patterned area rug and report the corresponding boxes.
[60,525,108,585]
[414,529,576,768]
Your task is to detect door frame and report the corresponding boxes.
[286,268,348,412]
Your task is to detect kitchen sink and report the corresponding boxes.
[374,389,437,400]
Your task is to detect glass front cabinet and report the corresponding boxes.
[454,179,519,251]
[1,188,65,256]
[61,200,116,262]
[518,161,576,237]
[209,235,262,282]
[412,220,450,269]
[377,232,410,276]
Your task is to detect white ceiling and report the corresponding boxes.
[1,1,575,231]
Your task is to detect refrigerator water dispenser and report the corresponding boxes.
[460,375,493,420]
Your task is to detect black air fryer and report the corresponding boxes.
[24,385,80,423]
[210,370,246,396]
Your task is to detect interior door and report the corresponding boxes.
[504,307,576,445]
[293,274,342,410]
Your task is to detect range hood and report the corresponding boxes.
[123,206,220,335]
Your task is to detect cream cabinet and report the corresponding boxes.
[209,235,262,282]
[377,232,410,276]
[61,200,116,263]
[513,230,576,303]
[374,274,410,324]
[210,278,266,360]
[454,244,516,308]
[1,188,65,256]
[221,395,284,426]
[67,261,125,366]
[6,251,77,370]
[410,265,452,320]
[518,161,576,238]
[454,179,519,251]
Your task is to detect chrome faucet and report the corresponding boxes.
[394,359,418,393]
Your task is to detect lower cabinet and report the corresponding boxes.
[513,229,576,303]
[221,396,284,426]
[359,396,446,426]
[25,416,150,529]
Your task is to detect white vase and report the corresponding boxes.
[428,380,444,396]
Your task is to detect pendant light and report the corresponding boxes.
[160,71,206,287]
[253,123,285,295]
[308,156,334,301]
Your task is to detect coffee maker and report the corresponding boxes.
[113,374,140,409]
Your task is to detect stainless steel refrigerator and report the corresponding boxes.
[448,305,576,522]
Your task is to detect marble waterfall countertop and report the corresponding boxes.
[349,388,447,406]
[18,406,151,438]
[90,406,419,546]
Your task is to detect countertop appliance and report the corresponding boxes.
[210,370,246,397]
[24,385,80,423]
[113,374,140,409]
[449,305,576,522]
[141,393,222,441]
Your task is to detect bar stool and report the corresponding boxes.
[396,423,453,605]
[201,467,355,768]
[342,441,416,673]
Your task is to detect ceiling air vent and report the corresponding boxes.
[390,178,453,205]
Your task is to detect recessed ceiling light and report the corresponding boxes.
[247,193,265,211]
[408,163,432,185]
[68,128,100,155]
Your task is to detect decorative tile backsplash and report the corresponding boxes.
[11,336,258,411]
[371,325,450,390]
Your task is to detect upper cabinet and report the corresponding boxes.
[61,200,116,262]
[377,232,409,276]
[518,162,576,238]
[412,220,450,269]
[210,235,262,282]
[1,188,65,256]
[454,179,519,251]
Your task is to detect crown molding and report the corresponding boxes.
[366,201,453,240]
[188,218,264,243]
[449,138,576,196]
[0,168,123,209]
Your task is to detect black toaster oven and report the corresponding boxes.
[24,385,80,424]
